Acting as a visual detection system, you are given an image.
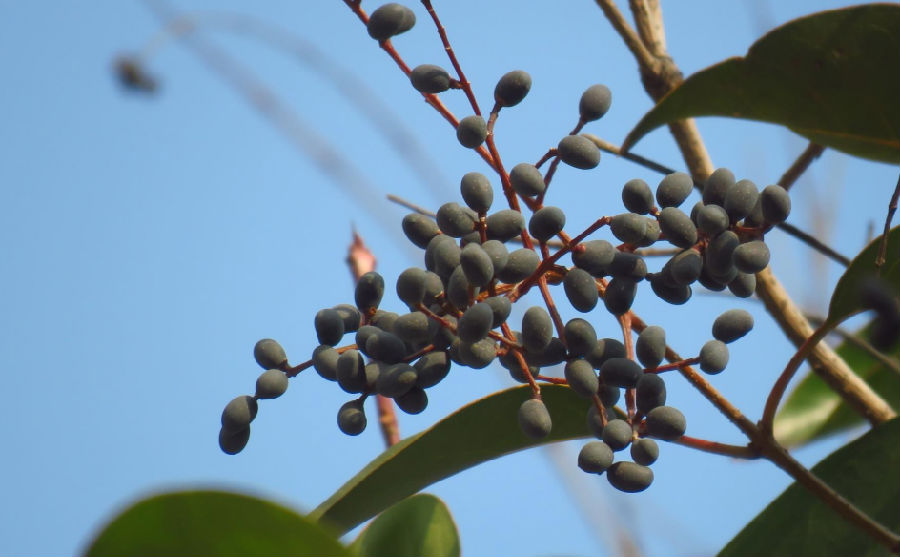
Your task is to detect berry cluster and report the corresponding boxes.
[218,2,789,494]
[218,339,289,455]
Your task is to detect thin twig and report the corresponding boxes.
[539,154,564,203]
[634,247,681,257]
[778,142,825,192]
[484,109,533,216]
[386,194,436,216]
[760,322,833,435]
[776,222,850,266]
[341,2,478,148]
[773,142,850,266]
[672,436,759,459]
[876,174,900,268]
[341,0,501,175]
[420,0,482,116]
[806,315,900,376]
[583,133,682,176]
[538,275,567,345]
[620,313,637,421]
[647,357,700,374]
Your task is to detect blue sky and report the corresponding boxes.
[1,1,896,556]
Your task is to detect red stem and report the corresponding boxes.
[760,321,834,436]
[673,436,760,459]
[420,0,482,116]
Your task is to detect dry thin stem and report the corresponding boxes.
[619,314,637,420]
[345,229,400,448]
[386,193,436,216]
[806,315,900,375]
[648,357,700,374]
[375,395,401,447]
[776,222,850,266]
[538,276,568,344]
[778,142,826,192]
[607,0,899,549]
[512,339,542,399]
[484,114,534,216]
[534,144,569,208]
[592,394,610,429]
[774,143,850,267]
[673,436,759,459]
[634,247,681,257]
[584,134,678,176]
[535,149,557,170]
[535,376,568,385]
[539,154,564,204]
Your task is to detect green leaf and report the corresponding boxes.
[310,384,591,534]
[351,494,460,557]
[826,227,900,327]
[719,418,900,557]
[622,5,900,163]
[774,322,900,447]
[775,228,899,447]
[84,490,351,557]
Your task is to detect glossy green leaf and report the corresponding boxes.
[826,227,899,327]
[622,5,900,163]
[720,418,900,557]
[774,322,900,447]
[351,494,460,557]
[84,490,350,557]
[310,384,592,534]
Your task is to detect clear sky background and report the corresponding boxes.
[1,1,896,556]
